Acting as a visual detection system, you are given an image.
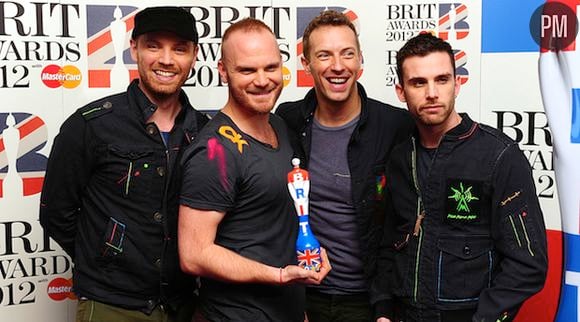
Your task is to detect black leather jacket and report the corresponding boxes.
[40,80,209,313]
[371,114,548,322]
[276,83,413,288]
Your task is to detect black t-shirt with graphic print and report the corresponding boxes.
[180,112,304,322]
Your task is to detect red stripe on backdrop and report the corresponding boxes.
[87,15,135,56]
[515,229,562,322]
[18,116,44,139]
[88,70,111,87]
[23,177,44,196]
[456,4,467,16]
[297,70,314,87]
[87,30,112,56]
[129,70,139,82]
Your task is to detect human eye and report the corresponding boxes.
[316,52,330,60]
[343,50,356,58]
[174,42,192,54]
[239,68,254,75]
[175,46,188,54]
[146,42,159,50]
[436,76,450,84]
[410,79,426,87]
[265,63,281,72]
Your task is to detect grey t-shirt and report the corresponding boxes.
[308,115,366,294]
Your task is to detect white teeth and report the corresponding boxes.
[328,78,346,84]
[155,70,175,77]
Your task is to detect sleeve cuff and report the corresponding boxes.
[373,299,394,320]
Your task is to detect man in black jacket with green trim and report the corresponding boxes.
[370,33,547,322]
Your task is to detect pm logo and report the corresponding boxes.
[0,113,48,198]
[454,49,469,85]
[438,3,469,41]
[86,5,139,89]
[296,7,362,87]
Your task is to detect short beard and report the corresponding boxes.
[140,77,182,103]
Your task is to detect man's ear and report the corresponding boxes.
[130,38,138,62]
[190,45,199,70]
[301,55,311,74]
[395,83,406,103]
[454,75,461,98]
[217,59,228,84]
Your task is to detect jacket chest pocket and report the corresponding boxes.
[436,236,493,304]
[97,145,160,198]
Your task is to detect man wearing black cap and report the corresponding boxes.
[40,6,208,322]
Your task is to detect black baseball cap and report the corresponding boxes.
[132,6,198,44]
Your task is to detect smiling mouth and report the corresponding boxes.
[327,77,348,85]
[154,70,177,78]
[249,89,275,98]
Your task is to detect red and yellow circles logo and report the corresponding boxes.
[41,65,82,89]
[282,65,291,87]
[47,277,76,301]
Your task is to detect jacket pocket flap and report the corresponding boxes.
[438,237,492,260]
[108,145,154,160]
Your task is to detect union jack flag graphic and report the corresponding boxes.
[454,49,469,85]
[438,3,469,41]
[297,248,321,270]
[0,113,48,197]
[86,5,139,88]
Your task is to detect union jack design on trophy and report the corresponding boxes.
[288,158,322,271]
[297,248,321,268]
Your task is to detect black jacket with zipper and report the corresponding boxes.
[371,114,547,322]
[40,80,209,314]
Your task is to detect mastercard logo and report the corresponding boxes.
[47,277,76,301]
[282,65,291,87]
[41,65,82,89]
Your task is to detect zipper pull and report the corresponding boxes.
[413,210,425,236]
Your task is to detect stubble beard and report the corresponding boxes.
[138,68,189,102]
[231,86,281,115]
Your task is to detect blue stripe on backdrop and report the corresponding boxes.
[482,0,544,53]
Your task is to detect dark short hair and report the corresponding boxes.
[396,33,455,83]
[302,10,359,60]
[132,6,198,44]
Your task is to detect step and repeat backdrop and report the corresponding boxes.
[0,0,576,321]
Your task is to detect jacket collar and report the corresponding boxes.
[445,113,478,140]
[299,82,369,127]
[412,113,478,144]
[127,79,199,135]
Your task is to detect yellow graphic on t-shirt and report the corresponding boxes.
[218,126,248,153]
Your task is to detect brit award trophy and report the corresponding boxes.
[287,158,321,271]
